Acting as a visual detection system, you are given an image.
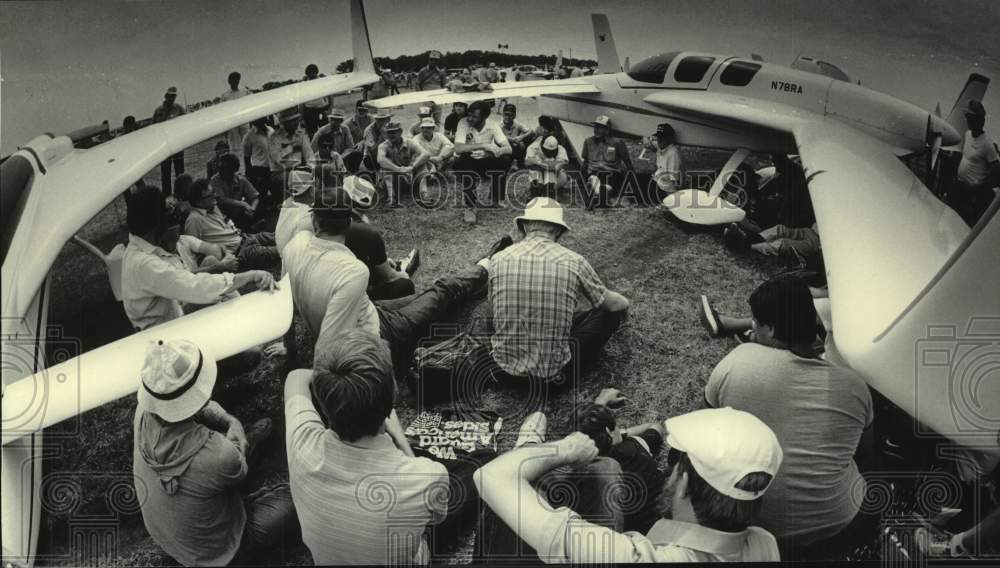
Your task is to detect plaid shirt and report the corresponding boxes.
[489,235,607,378]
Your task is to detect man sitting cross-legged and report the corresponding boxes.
[466,198,629,392]
[209,153,261,231]
[133,339,297,567]
[704,275,875,560]
[576,388,667,534]
[376,121,429,208]
[474,407,784,563]
[281,181,500,379]
[284,331,496,565]
[524,135,570,198]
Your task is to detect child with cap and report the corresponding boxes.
[474,407,783,562]
[133,339,296,566]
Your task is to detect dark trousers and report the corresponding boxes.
[947,182,997,227]
[375,266,488,382]
[237,232,280,270]
[160,152,185,196]
[475,455,625,564]
[413,447,497,559]
[246,166,272,208]
[453,154,514,206]
[229,483,300,566]
[218,201,256,231]
[587,170,626,209]
[368,277,416,302]
[778,481,882,561]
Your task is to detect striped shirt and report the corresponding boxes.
[488,235,607,377]
[284,371,448,565]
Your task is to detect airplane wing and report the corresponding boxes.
[1,70,378,328]
[2,276,293,445]
[364,78,600,108]
[650,90,996,453]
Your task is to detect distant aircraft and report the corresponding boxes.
[367,12,1000,469]
[0,0,378,563]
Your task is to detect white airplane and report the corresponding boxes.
[0,0,379,564]
[367,13,1000,468]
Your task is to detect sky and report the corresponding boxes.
[2,0,998,156]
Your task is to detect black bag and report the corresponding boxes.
[408,333,495,405]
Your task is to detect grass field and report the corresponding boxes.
[36,94,792,566]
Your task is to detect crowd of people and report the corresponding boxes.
[108,60,1000,566]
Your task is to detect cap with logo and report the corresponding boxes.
[138,339,217,423]
[419,117,437,129]
[591,115,611,127]
[664,407,783,501]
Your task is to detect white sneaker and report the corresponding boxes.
[514,411,547,448]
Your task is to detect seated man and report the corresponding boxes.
[310,107,354,155]
[704,275,875,560]
[123,185,275,332]
[205,139,230,180]
[577,388,667,534]
[133,339,296,567]
[498,104,535,168]
[209,153,260,230]
[408,105,435,136]
[184,179,281,270]
[310,132,347,171]
[639,123,683,205]
[474,407,784,562]
[443,101,468,141]
[376,121,429,207]
[724,154,819,260]
[470,198,629,390]
[582,115,635,209]
[474,411,628,565]
[284,331,495,565]
[453,100,513,209]
[524,135,570,198]
[412,117,455,171]
[281,182,497,379]
[344,99,373,151]
[277,166,417,300]
[361,110,393,172]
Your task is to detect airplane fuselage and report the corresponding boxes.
[540,51,958,154]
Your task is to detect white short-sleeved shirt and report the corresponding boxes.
[654,144,683,189]
[454,118,511,157]
[957,131,1000,186]
[411,131,454,158]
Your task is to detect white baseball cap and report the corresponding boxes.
[137,340,217,423]
[418,106,432,116]
[591,115,611,127]
[542,136,559,151]
[514,197,570,233]
[419,117,437,129]
[665,407,782,501]
[288,168,315,196]
[344,175,375,207]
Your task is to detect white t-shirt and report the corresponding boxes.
[654,144,682,190]
[957,131,1000,186]
[454,118,511,158]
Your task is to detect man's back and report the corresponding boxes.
[706,342,873,544]
[488,235,606,378]
[282,231,380,345]
[285,380,447,565]
[133,410,247,566]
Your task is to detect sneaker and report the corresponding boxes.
[699,295,722,337]
[734,329,753,344]
[399,248,420,277]
[514,411,547,448]
[244,418,273,461]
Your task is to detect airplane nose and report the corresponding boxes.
[934,114,961,146]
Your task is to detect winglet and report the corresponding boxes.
[945,72,990,146]
[350,0,375,74]
[591,14,621,74]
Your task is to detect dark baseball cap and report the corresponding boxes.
[965,100,986,118]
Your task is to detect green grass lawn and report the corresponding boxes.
[36,95,790,566]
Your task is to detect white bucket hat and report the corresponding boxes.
[344,175,375,207]
[514,197,570,233]
[665,407,783,501]
[137,340,217,423]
